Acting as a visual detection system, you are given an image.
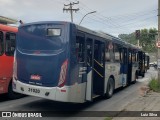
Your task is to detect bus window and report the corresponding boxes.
[135,52,137,62]
[119,48,123,63]
[5,32,16,56]
[114,44,120,62]
[105,42,110,62]
[123,48,127,63]
[132,52,136,63]
[0,31,3,55]
[86,38,93,66]
[76,35,85,62]
[136,52,139,62]
[128,51,132,63]
[105,42,114,62]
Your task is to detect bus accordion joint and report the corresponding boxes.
[58,59,68,87]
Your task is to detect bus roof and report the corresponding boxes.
[18,21,141,51]
[0,24,18,33]
[0,16,18,24]
[76,24,132,47]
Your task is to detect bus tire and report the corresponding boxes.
[7,81,25,99]
[104,78,114,99]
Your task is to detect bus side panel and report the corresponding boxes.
[131,61,138,82]
[0,55,13,93]
[86,70,92,101]
[120,63,127,87]
[105,63,122,92]
[67,24,86,103]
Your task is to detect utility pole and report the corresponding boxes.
[137,39,139,47]
[63,1,79,22]
[135,30,140,48]
[158,0,160,83]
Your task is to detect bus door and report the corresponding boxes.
[76,33,87,84]
[146,55,150,70]
[144,54,149,72]
[131,51,138,82]
[0,31,3,81]
[93,40,105,96]
[5,32,16,77]
[0,32,15,93]
[121,48,127,86]
[127,50,132,85]
[138,51,145,77]
[85,38,93,101]
[142,52,145,76]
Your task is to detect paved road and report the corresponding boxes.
[0,67,157,120]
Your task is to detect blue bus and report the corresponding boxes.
[13,21,146,103]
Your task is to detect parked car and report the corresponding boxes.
[149,62,154,67]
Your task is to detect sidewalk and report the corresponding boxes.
[112,91,160,120]
[113,68,160,120]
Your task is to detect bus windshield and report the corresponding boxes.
[17,24,64,51]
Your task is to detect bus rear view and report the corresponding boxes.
[13,22,77,102]
[14,21,142,103]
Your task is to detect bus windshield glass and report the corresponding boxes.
[17,24,64,51]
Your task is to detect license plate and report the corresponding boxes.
[30,75,41,80]
[28,88,40,94]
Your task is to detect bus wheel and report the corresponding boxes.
[7,81,25,99]
[104,78,114,99]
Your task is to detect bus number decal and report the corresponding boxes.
[28,88,40,93]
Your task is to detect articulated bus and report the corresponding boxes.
[0,23,22,99]
[13,21,147,103]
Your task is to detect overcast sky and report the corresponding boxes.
[0,0,157,36]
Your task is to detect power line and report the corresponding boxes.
[107,10,157,24]
[106,10,156,19]
[78,11,129,33]
[63,1,79,22]
[78,2,156,33]
[116,15,157,28]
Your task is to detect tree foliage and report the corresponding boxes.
[118,28,157,53]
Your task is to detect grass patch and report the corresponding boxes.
[149,77,160,92]
[104,117,113,120]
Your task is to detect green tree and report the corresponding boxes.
[118,28,157,53]
[140,28,157,52]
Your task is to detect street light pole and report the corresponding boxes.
[79,11,96,25]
